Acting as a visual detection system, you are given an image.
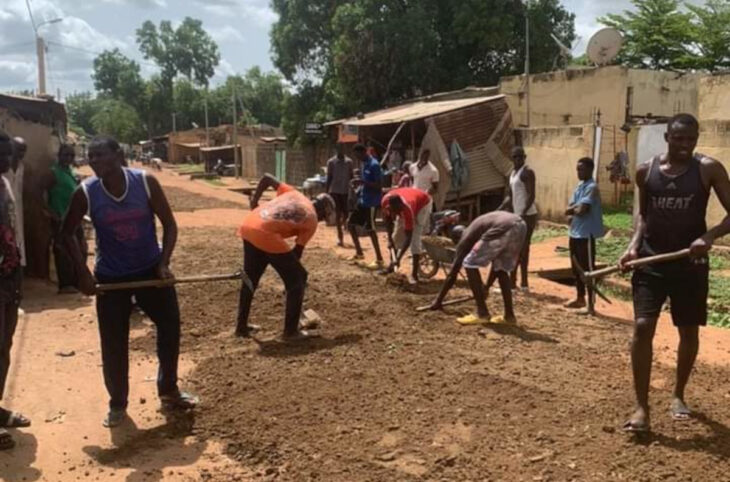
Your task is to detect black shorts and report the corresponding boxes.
[348,205,377,232]
[330,193,348,216]
[632,261,709,326]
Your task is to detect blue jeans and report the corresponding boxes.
[96,269,180,410]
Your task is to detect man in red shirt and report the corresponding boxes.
[380,187,433,284]
[237,174,335,340]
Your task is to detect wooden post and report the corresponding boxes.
[410,122,416,162]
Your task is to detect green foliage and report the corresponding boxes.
[599,0,730,71]
[596,235,630,265]
[708,274,730,328]
[136,17,220,88]
[685,0,730,72]
[271,0,575,141]
[92,49,145,109]
[66,92,101,137]
[90,99,146,145]
[89,18,285,138]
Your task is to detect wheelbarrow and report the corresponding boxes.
[419,236,457,279]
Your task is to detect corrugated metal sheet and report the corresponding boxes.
[455,144,508,197]
[324,95,505,127]
[430,98,514,197]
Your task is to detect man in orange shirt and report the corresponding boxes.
[237,174,335,340]
[380,187,433,284]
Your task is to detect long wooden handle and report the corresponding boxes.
[416,295,473,312]
[585,249,692,280]
[96,272,243,292]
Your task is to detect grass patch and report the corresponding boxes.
[596,235,630,265]
[176,164,205,175]
[203,178,226,187]
[709,274,730,328]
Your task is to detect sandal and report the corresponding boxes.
[161,391,199,411]
[456,314,487,326]
[1,411,31,428]
[0,428,14,450]
[103,409,127,428]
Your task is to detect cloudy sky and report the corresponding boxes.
[0,0,692,97]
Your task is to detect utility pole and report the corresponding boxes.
[36,36,47,95]
[232,90,240,179]
[26,0,63,97]
[204,95,210,147]
[172,113,177,134]
[525,0,531,127]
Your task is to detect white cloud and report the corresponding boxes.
[210,24,245,44]
[0,0,129,93]
[194,0,278,28]
[564,0,706,55]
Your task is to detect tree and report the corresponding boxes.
[66,92,101,136]
[91,99,145,145]
[136,17,220,89]
[599,0,694,70]
[270,0,575,142]
[686,0,730,72]
[92,49,145,109]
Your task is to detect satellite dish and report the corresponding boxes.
[586,28,623,66]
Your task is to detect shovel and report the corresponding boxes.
[582,249,692,281]
[573,248,693,307]
[96,271,253,293]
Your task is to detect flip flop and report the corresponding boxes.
[671,401,692,421]
[161,391,199,411]
[103,409,127,428]
[2,412,30,428]
[0,429,14,450]
[456,314,486,326]
[622,419,650,433]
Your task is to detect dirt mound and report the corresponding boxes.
[165,186,242,212]
[137,227,730,481]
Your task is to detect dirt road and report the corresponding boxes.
[3,168,730,481]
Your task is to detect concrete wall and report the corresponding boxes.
[500,66,700,128]
[520,125,594,221]
[697,75,730,235]
[628,70,699,119]
[501,67,629,127]
[697,121,730,229]
[698,74,730,121]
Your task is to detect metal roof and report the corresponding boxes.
[324,95,506,127]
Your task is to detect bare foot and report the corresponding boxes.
[671,397,692,421]
[623,406,650,433]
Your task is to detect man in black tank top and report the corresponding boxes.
[619,114,730,433]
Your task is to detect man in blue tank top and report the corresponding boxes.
[620,114,730,433]
[62,135,197,428]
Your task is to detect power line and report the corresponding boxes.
[45,40,160,68]
[0,41,36,51]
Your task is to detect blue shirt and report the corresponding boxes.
[359,156,383,208]
[84,168,162,278]
[569,179,604,239]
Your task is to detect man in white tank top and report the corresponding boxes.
[498,146,537,291]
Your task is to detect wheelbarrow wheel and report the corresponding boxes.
[418,253,440,279]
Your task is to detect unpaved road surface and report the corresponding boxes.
[3,167,730,481]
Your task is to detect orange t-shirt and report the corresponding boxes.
[237,183,318,254]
